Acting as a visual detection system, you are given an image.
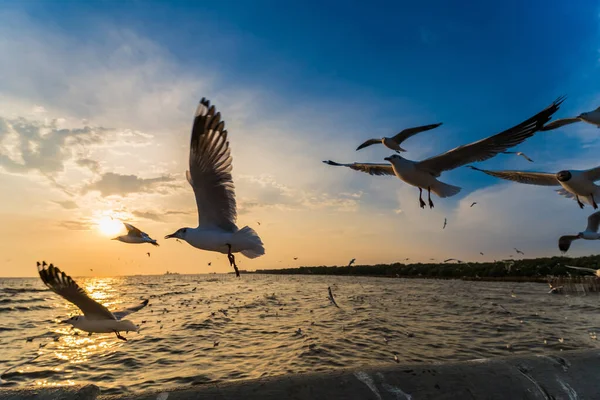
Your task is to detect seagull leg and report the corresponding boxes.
[591,193,598,209]
[576,195,585,209]
[114,331,127,341]
[418,188,426,209]
[226,244,240,278]
[427,186,434,209]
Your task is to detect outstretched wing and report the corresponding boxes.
[540,117,581,131]
[586,211,600,232]
[466,166,559,186]
[558,236,578,253]
[356,138,381,151]
[582,166,600,182]
[123,222,144,237]
[416,97,564,177]
[323,160,394,176]
[391,123,443,144]
[187,98,237,231]
[38,263,115,320]
[565,265,597,274]
[112,299,149,320]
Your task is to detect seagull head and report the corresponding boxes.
[165,228,189,240]
[556,170,572,182]
[384,154,402,164]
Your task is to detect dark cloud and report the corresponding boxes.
[53,200,78,209]
[83,172,175,197]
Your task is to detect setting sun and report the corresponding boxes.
[96,217,123,237]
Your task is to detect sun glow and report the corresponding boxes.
[96,217,123,236]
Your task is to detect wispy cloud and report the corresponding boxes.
[83,172,176,197]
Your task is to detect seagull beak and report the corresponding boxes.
[384,157,391,161]
[164,233,176,239]
[60,318,70,324]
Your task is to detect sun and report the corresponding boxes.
[96,217,123,236]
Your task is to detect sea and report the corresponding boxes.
[1,274,599,395]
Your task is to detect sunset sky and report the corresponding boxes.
[1,1,600,277]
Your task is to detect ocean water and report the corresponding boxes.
[1,274,600,395]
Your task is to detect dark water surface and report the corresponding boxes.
[1,274,600,395]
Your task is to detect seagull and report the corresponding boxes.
[208,262,212,266]
[480,252,484,256]
[470,202,477,207]
[467,165,600,209]
[540,106,600,131]
[348,258,356,267]
[514,248,524,255]
[146,252,151,257]
[164,98,265,277]
[324,98,563,209]
[37,262,148,341]
[328,286,340,308]
[293,257,298,260]
[548,282,564,294]
[564,265,600,277]
[112,222,159,246]
[558,211,600,253]
[443,218,447,229]
[444,258,463,263]
[355,123,443,152]
[502,151,533,162]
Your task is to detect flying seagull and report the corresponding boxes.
[444,258,463,263]
[443,218,447,229]
[514,248,524,255]
[293,257,298,260]
[558,211,600,253]
[480,252,484,255]
[502,151,533,162]
[347,258,356,267]
[164,98,265,276]
[112,222,159,246]
[328,286,340,308]
[470,202,477,207]
[37,262,148,341]
[467,164,600,209]
[541,106,600,131]
[547,282,563,294]
[356,123,443,152]
[324,98,563,209]
[146,252,151,257]
[564,265,600,278]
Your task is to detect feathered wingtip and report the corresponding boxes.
[323,160,342,166]
[195,97,211,118]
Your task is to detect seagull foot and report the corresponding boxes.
[226,243,240,277]
[578,200,585,209]
[114,331,127,341]
[428,199,434,209]
[419,199,426,209]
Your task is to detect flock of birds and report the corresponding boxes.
[31,96,600,346]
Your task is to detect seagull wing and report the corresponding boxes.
[518,153,534,162]
[112,299,149,320]
[187,98,237,231]
[391,123,443,144]
[466,166,559,186]
[38,263,116,320]
[582,166,600,182]
[356,138,382,151]
[123,222,144,237]
[558,236,578,253]
[565,265,597,274]
[323,160,394,176]
[586,211,600,232]
[416,97,564,177]
[539,117,581,131]
[556,188,575,199]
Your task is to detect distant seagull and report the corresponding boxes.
[564,265,600,278]
[175,239,182,244]
[444,258,463,263]
[164,98,265,277]
[355,123,443,152]
[89,268,93,271]
[37,262,148,341]
[324,98,563,209]
[257,221,261,226]
[541,106,600,131]
[514,248,524,255]
[208,262,212,266]
[294,257,298,260]
[146,252,151,257]
[348,258,356,267]
[470,202,477,207]
[328,286,340,308]
[112,222,159,246]
[480,252,484,256]
[467,164,600,209]
[502,151,533,162]
[213,341,219,347]
[548,282,563,294]
[443,218,447,229]
[558,211,600,253]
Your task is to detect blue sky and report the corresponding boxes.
[1,1,600,275]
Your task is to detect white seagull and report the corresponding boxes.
[558,211,600,253]
[541,106,600,131]
[324,98,564,208]
[37,262,148,341]
[467,164,600,209]
[112,222,159,246]
[564,265,600,278]
[356,123,442,152]
[502,151,533,162]
[164,98,265,276]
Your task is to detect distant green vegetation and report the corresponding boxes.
[254,255,600,282]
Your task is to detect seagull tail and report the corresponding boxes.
[431,181,461,198]
[235,226,266,259]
